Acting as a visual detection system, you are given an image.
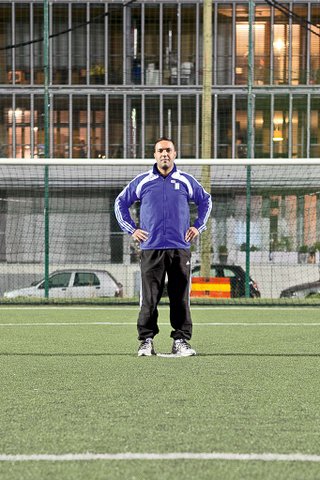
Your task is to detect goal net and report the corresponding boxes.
[1,159,320,305]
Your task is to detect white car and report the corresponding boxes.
[4,269,123,299]
[280,279,320,299]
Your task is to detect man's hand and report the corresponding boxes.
[132,229,149,243]
[185,226,199,242]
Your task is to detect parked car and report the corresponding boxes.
[191,264,261,298]
[280,280,320,299]
[163,264,260,298]
[3,269,123,299]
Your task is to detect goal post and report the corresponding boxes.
[1,158,320,305]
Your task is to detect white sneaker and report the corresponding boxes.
[138,338,156,357]
[172,339,196,356]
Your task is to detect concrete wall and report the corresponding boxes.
[0,261,319,300]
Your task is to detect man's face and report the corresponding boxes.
[154,140,176,175]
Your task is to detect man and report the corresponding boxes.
[115,137,212,357]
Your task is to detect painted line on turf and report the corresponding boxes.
[195,322,320,326]
[0,321,320,327]
[156,353,185,358]
[0,452,320,463]
[0,322,136,327]
[0,306,319,311]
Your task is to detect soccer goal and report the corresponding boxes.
[0,158,320,305]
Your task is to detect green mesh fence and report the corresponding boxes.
[0,160,320,305]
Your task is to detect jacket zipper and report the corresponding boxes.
[162,176,166,239]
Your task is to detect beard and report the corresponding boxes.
[160,159,171,170]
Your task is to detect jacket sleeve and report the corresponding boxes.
[190,179,212,234]
[114,181,139,235]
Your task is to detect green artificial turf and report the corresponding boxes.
[0,306,319,480]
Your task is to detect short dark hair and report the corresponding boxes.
[153,137,176,152]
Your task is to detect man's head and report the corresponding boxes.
[154,137,177,176]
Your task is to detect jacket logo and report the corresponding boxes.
[171,180,180,190]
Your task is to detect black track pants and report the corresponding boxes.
[137,249,192,341]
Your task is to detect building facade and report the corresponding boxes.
[1,1,320,298]
[1,0,320,160]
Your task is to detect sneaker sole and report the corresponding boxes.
[137,351,157,357]
[172,351,196,357]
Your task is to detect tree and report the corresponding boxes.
[200,0,212,278]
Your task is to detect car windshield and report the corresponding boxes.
[38,272,71,289]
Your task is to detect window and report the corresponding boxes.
[7,96,31,159]
[291,5,307,85]
[72,4,87,85]
[145,96,160,156]
[181,96,197,158]
[163,5,178,86]
[0,4,11,84]
[40,272,71,289]
[15,4,30,85]
[90,4,105,86]
[145,6,159,84]
[73,272,100,287]
[73,96,87,158]
[217,5,232,85]
[236,97,248,159]
[53,95,70,158]
[91,96,106,159]
[52,5,69,85]
[109,97,123,158]
[254,6,271,86]
[273,9,289,85]
[310,5,320,84]
[180,5,197,85]
[128,6,141,85]
[127,97,142,158]
[163,97,178,142]
[108,5,123,84]
[292,95,308,158]
[255,96,271,158]
[273,95,289,158]
[217,96,232,158]
[222,268,237,279]
[310,97,320,157]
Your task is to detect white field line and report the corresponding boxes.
[0,322,320,327]
[195,322,320,326]
[0,306,319,311]
[0,452,320,463]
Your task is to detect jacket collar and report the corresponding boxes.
[153,162,177,177]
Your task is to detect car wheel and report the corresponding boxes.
[306,292,317,298]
